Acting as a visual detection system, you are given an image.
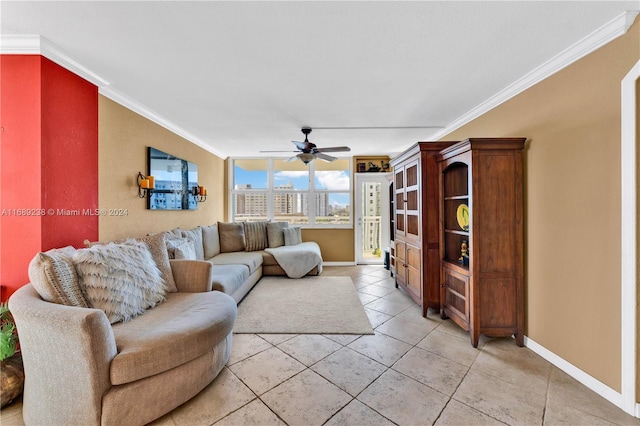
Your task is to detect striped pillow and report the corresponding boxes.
[28,246,89,308]
[243,221,268,251]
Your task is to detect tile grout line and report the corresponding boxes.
[541,363,553,425]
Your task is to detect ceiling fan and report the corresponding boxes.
[260,127,351,164]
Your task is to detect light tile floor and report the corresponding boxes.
[2,265,639,425]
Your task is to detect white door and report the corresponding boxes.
[355,173,391,264]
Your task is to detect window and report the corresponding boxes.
[232,159,268,222]
[230,158,351,227]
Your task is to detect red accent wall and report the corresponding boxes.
[0,55,98,301]
[40,57,99,250]
[0,55,43,301]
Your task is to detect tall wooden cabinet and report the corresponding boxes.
[437,138,525,347]
[390,142,455,316]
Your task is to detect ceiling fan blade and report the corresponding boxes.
[259,150,298,153]
[314,152,337,162]
[285,155,299,162]
[291,140,307,151]
[316,146,351,153]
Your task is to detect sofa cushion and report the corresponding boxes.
[284,226,302,246]
[174,239,197,260]
[202,224,221,259]
[165,237,188,259]
[266,222,288,248]
[28,246,89,308]
[243,221,268,251]
[209,264,250,295]
[165,228,182,239]
[74,240,167,324]
[258,250,279,266]
[218,222,245,253]
[85,232,177,293]
[181,227,204,260]
[209,251,263,274]
[110,291,237,385]
[140,233,178,293]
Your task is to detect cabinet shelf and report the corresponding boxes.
[444,229,469,236]
[442,260,469,273]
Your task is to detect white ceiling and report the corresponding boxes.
[2,1,638,159]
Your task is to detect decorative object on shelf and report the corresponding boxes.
[456,203,470,231]
[191,185,207,203]
[0,301,23,408]
[459,240,469,267]
[137,172,155,198]
[381,161,390,171]
[367,162,381,172]
[357,162,366,172]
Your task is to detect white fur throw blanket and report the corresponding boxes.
[265,242,323,278]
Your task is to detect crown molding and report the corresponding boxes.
[0,34,41,53]
[99,86,228,159]
[429,10,640,140]
[0,34,227,159]
[3,10,637,160]
[0,34,110,87]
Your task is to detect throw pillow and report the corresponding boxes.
[174,239,197,260]
[284,227,302,246]
[28,246,89,308]
[165,228,182,239]
[201,223,220,259]
[181,227,204,260]
[74,239,167,324]
[85,232,177,293]
[266,222,289,248]
[165,237,190,259]
[218,222,245,253]
[136,232,177,293]
[243,221,268,251]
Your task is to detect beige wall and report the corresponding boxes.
[637,77,639,403]
[302,228,354,263]
[441,20,640,391]
[98,97,226,241]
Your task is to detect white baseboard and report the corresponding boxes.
[524,336,630,415]
[323,261,357,267]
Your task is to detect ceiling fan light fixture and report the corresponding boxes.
[298,153,315,164]
[260,127,350,164]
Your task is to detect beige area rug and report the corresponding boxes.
[234,276,374,335]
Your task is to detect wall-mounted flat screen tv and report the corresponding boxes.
[147,147,198,210]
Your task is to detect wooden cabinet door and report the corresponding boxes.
[442,264,469,331]
[405,243,422,300]
[404,159,421,244]
[394,167,406,239]
[395,240,407,285]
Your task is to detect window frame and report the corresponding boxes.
[229,157,353,228]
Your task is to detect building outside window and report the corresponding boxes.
[230,158,351,227]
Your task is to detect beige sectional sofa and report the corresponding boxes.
[8,221,323,425]
[168,221,323,302]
